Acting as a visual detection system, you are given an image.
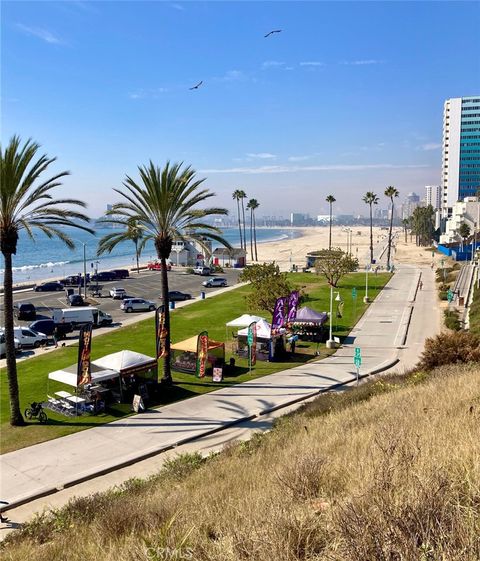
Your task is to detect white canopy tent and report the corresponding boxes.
[48,363,119,388]
[226,314,265,328]
[237,319,272,340]
[92,350,157,374]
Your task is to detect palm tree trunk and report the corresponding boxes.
[328,203,332,250]
[253,210,258,261]
[159,256,172,385]
[369,203,374,264]
[3,253,24,425]
[249,208,254,260]
[241,200,247,259]
[135,240,140,273]
[236,199,243,249]
[386,201,394,269]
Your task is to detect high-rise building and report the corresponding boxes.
[401,192,421,219]
[425,185,441,210]
[442,96,480,213]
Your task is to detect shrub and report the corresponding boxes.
[185,267,194,274]
[418,331,480,370]
[444,309,461,331]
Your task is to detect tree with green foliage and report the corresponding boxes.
[314,248,359,287]
[98,217,144,273]
[326,194,336,250]
[362,191,379,263]
[240,262,292,314]
[402,218,409,243]
[409,205,435,246]
[0,136,92,425]
[458,222,471,241]
[384,186,399,269]
[99,161,230,385]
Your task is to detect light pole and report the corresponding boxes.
[326,284,336,348]
[363,263,370,303]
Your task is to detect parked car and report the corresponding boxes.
[120,298,156,313]
[109,287,127,299]
[0,331,21,357]
[60,274,90,286]
[91,271,116,282]
[13,302,36,321]
[112,269,130,279]
[29,319,73,339]
[52,307,112,327]
[193,266,211,275]
[34,281,64,292]
[202,277,228,288]
[147,261,171,271]
[164,290,191,301]
[9,327,48,348]
[67,294,86,306]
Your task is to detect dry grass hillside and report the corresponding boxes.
[3,362,479,561]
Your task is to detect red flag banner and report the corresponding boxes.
[196,331,209,378]
[155,305,167,359]
[77,323,93,386]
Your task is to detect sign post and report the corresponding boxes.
[447,288,454,305]
[351,287,357,318]
[353,347,362,385]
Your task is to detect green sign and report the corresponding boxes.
[354,347,361,357]
[247,329,254,346]
[354,356,362,367]
[352,287,357,299]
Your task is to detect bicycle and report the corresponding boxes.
[24,402,48,424]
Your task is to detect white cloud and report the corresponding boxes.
[171,3,185,11]
[246,153,277,160]
[16,23,63,44]
[341,59,383,65]
[419,142,442,151]
[129,87,168,99]
[200,163,430,174]
[215,70,248,82]
[262,60,285,69]
[288,155,312,162]
[300,61,325,67]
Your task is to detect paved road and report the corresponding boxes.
[0,263,440,514]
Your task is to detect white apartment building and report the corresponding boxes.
[425,185,441,210]
[439,197,480,244]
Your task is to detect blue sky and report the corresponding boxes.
[2,1,479,218]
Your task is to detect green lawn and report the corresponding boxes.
[0,272,391,453]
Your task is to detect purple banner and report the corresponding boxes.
[271,296,287,333]
[287,291,299,323]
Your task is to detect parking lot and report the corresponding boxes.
[0,267,242,362]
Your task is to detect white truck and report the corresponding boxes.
[52,307,113,328]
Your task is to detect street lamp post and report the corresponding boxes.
[326,284,336,348]
[363,264,370,303]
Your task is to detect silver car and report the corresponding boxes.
[202,277,227,288]
[120,298,156,313]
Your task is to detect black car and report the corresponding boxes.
[61,275,90,286]
[112,269,130,279]
[67,294,86,306]
[29,319,73,339]
[91,271,116,282]
[166,291,192,301]
[34,281,64,292]
[13,302,36,320]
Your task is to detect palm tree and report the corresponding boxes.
[402,218,409,244]
[99,161,230,385]
[97,217,144,273]
[326,195,336,250]
[362,192,379,264]
[232,190,243,249]
[0,136,92,426]
[384,185,399,269]
[247,198,260,261]
[238,189,248,259]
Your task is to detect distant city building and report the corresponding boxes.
[401,192,421,219]
[442,96,480,214]
[316,214,336,224]
[425,185,442,210]
[374,208,389,220]
[290,212,310,226]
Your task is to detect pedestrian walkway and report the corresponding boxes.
[0,264,439,512]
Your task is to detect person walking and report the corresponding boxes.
[419,280,423,290]
[53,325,59,348]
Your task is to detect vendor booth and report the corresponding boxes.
[171,336,225,375]
[237,319,272,361]
[292,306,328,341]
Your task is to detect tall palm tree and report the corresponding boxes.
[402,218,409,244]
[326,195,336,250]
[362,192,379,264]
[385,185,399,269]
[247,198,260,261]
[238,189,247,259]
[232,190,243,249]
[99,161,230,385]
[97,217,144,273]
[0,136,92,426]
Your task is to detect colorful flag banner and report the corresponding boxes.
[155,305,167,359]
[271,296,287,333]
[77,323,93,386]
[247,321,257,368]
[287,290,299,323]
[196,331,209,378]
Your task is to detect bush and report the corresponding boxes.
[444,309,461,331]
[418,331,480,370]
[185,267,194,274]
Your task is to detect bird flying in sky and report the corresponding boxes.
[264,30,282,38]
[189,81,203,90]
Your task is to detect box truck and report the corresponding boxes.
[52,307,113,328]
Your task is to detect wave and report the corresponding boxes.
[0,261,70,274]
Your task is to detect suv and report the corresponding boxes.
[202,277,227,288]
[121,298,156,313]
[110,287,127,299]
[91,271,116,282]
[67,294,86,306]
[29,319,73,339]
[193,266,211,276]
[13,302,36,320]
[112,269,130,279]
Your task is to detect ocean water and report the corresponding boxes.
[1,227,300,285]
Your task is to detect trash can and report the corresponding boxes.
[200,291,206,300]
[169,301,175,310]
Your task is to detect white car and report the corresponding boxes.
[120,298,156,313]
[110,287,127,299]
[1,327,48,349]
[202,277,227,288]
[0,332,21,357]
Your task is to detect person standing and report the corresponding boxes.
[53,325,59,348]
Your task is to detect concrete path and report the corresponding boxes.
[0,263,439,516]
